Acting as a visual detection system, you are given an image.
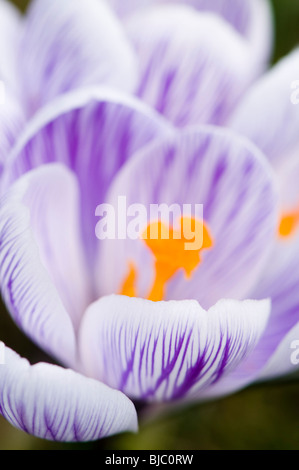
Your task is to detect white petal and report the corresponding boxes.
[109,0,273,65]
[20,0,138,114]
[230,49,299,169]
[126,6,259,126]
[79,295,270,402]
[258,322,299,379]
[0,345,137,442]
[0,165,86,365]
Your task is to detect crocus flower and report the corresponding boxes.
[0,0,297,443]
[0,85,277,440]
[107,0,299,385]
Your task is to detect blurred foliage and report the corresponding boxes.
[1,0,299,451]
[271,0,299,61]
[8,0,28,11]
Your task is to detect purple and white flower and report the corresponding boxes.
[108,0,299,385]
[0,0,298,442]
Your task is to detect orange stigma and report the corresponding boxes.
[120,262,137,297]
[278,209,299,239]
[120,217,213,301]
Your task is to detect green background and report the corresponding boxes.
[1,0,299,450]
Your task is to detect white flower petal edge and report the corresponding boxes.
[0,344,138,442]
[0,165,83,366]
[109,0,273,66]
[230,49,299,169]
[125,5,260,127]
[20,0,138,114]
[79,295,271,402]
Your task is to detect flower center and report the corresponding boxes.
[278,209,299,238]
[120,217,213,301]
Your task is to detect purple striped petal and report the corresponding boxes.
[202,319,299,400]
[20,0,138,115]
[0,91,25,171]
[228,49,299,379]
[254,233,299,343]
[197,237,299,394]
[230,49,299,169]
[0,345,137,442]
[238,234,299,379]
[0,1,25,165]
[109,0,273,65]
[79,295,270,401]
[126,6,259,127]
[0,165,91,366]
[4,87,173,269]
[97,127,278,308]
